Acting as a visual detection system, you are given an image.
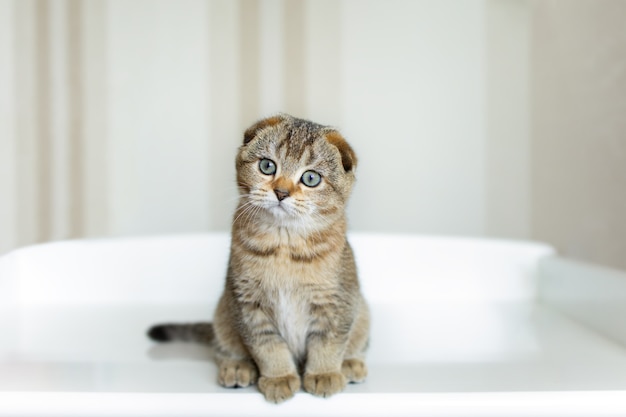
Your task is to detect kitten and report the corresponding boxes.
[148,114,369,403]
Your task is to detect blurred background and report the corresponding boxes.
[0,0,624,269]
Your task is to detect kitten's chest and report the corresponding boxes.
[270,288,311,360]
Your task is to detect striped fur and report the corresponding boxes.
[148,322,215,344]
[148,114,369,403]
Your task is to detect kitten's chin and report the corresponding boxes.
[255,199,327,230]
[268,203,295,220]
[266,204,310,228]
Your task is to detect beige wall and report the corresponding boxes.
[531,0,626,270]
[0,0,624,270]
[486,0,531,239]
[0,0,493,251]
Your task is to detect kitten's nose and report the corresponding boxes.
[274,188,289,201]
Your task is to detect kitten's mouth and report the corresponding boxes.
[269,201,299,219]
[272,202,289,215]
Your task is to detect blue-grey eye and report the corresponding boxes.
[301,170,322,187]
[259,159,276,175]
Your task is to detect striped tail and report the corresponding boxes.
[147,322,215,345]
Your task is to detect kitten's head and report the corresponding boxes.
[235,114,357,229]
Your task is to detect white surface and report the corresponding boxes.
[539,257,626,348]
[0,233,552,306]
[1,233,626,416]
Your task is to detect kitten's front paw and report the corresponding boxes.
[303,372,347,398]
[341,359,367,383]
[218,360,258,388]
[258,374,301,403]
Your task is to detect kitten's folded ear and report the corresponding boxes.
[243,115,285,145]
[325,131,357,173]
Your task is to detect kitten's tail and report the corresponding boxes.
[147,322,215,345]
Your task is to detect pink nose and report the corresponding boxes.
[274,188,289,201]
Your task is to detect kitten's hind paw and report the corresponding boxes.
[303,372,347,398]
[218,360,258,388]
[341,359,367,383]
[258,374,301,403]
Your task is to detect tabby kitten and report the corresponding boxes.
[148,114,369,403]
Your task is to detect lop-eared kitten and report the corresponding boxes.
[148,114,369,403]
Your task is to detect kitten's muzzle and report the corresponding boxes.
[274,188,290,201]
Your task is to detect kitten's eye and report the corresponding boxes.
[301,170,322,187]
[259,159,277,175]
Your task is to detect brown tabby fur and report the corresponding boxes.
[148,114,369,403]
